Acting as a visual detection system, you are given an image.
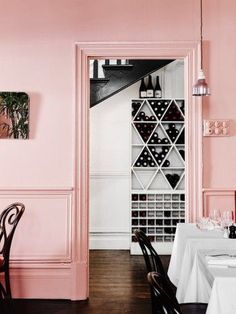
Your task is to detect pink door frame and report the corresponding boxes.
[74,42,203,300]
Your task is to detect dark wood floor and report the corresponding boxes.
[8,250,170,314]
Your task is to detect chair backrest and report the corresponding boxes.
[134,229,166,276]
[0,203,25,263]
[147,271,182,314]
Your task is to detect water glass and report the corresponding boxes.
[221,209,234,228]
[209,209,221,224]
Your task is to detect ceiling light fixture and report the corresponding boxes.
[192,0,210,96]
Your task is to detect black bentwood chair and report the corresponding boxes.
[0,203,25,299]
[134,229,176,313]
[134,229,166,276]
[147,272,207,314]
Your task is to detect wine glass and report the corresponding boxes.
[209,209,221,227]
[221,210,234,228]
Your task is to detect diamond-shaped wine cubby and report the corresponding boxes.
[131,98,186,253]
[162,100,184,121]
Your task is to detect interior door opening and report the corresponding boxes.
[89,58,185,254]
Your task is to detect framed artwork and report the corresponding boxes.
[0,92,29,139]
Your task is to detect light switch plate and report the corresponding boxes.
[203,120,230,136]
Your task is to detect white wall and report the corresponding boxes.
[89,60,184,249]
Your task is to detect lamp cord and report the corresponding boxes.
[200,0,203,69]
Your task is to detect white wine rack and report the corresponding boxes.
[130,98,186,254]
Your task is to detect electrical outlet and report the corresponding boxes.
[203,120,230,136]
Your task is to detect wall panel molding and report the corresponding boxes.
[0,188,74,262]
[0,187,76,298]
[203,188,236,217]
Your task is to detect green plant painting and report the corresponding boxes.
[0,92,29,139]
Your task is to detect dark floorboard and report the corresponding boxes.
[4,250,170,314]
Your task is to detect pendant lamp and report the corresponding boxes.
[192,0,210,96]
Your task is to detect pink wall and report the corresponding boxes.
[0,0,235,298]
[0,0,234,189]
[203,0,236,188]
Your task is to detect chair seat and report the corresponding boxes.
[180,303,207,314]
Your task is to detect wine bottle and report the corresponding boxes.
[162,147,169,154]
[139,111,146,120]
[132,219,138,226]
[140,211,146,217]
[154,76,162,98]
[132,194,138,201]
[163,160,170,167]
[132,211,138,217]
[146,75,154,98]
[140,219,146,226]
[154,152,159,159]
[140,194,147,201]
[150,115,155,121]
[139,78,147,98]
[161,138,169,144]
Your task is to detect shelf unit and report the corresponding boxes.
[130,98,185,254]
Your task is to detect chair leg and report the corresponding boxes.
[4,268,12,299]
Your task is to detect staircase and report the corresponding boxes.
[90,59,174,107]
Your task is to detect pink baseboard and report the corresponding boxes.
[9,261,87,299]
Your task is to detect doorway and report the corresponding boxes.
[89,58,185,251]
[75,42,202,299]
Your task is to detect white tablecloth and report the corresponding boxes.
[175,240,236,303]
[168,223,224,286]
[168,223,236,314]
[207,277,236,314]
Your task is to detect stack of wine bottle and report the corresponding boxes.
[134,146,170,167]
[166,124,179,142]
[135,123,156,142]
[148,131,169,144]
[139,75,162,99]
[178,149,185,160]
[162,102,184,121]
[134,148,156,167]
[165,173,180,188]
[133,110,156,122]
[150,100,170,119]
[132,102,142,117]
[176,130,185,144]
[149,146,170,166]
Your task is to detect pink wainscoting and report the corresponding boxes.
[0,0,235,300]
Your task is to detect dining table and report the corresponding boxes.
[168,223,236,314]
